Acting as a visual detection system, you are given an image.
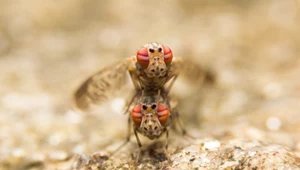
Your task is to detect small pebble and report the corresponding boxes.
[203,141,221,150]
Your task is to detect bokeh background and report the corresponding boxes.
[0,0,300,169]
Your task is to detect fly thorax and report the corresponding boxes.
[140,113,163,139]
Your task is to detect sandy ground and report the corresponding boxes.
[0,0,300,169]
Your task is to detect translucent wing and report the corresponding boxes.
[74,58,135,110]
[171,57,215,86]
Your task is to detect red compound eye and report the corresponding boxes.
[136,47,149,69]
[162,45,173,66]
[131,104,142,126]
[157,104,170,125]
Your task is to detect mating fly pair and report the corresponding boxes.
[74,42,209,162]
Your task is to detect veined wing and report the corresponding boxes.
[74,57,135,110]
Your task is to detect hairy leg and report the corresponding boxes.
[172,109,195,139]
[134,129,142,163]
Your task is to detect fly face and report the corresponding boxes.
[131,98,170,140]
[136,42,173,78]
[140,112,162,139]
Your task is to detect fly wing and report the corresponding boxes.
[171,57,215,86]
[74,57,135,110]
[165,57,216,107]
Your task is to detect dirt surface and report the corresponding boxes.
[1,0,300,169]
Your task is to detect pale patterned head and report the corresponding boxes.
[136,42,173,78]
[131,98,170,139]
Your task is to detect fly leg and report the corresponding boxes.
[163,94,192,138]
[173,108,195,139]
[123,66,142,115]
[128,65,141,91]
[123,92,139,115]
[165,74,178,95]
[134,128,142,164]
[110,115,132,156]
[164,127,172,165]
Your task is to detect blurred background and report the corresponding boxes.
[0,0,300,169]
